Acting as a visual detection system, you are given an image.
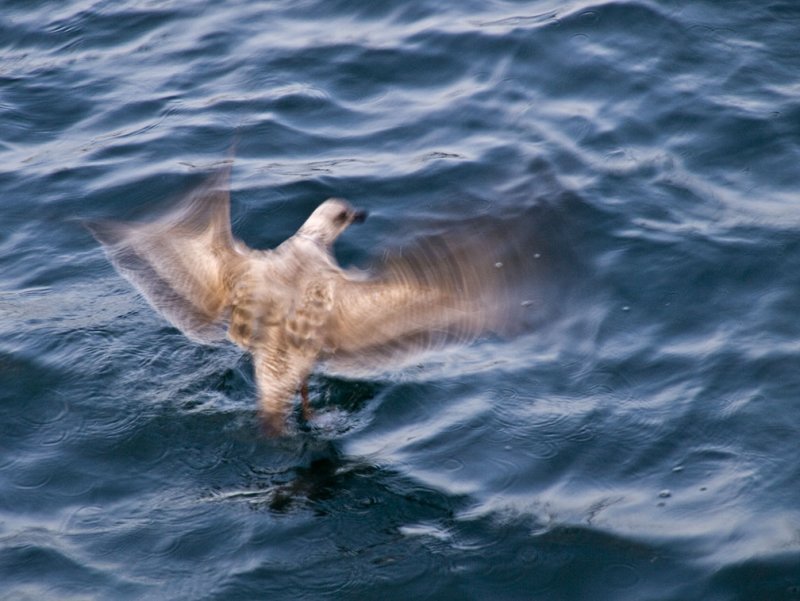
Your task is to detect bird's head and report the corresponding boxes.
[296,198,368,247]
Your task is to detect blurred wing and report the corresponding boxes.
[324,222,529,373]
[86,166,246,343]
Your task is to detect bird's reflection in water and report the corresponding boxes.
[266,449,347,514]
[209,438,372,514]
[212,392,377,513]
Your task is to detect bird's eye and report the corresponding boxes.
[335,210,348,224]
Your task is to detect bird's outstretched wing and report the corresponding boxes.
[86,165,245,343]
[323,216,534,374]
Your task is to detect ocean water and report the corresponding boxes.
[2,0,800,599]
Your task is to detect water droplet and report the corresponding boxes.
[672,465,684,473]
[622,305,631,312]
[658,489,671,498]
[494,261,503,268]
[521,300,533,307]
[533,253,541,259]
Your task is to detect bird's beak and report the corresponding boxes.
[351,209,368,224]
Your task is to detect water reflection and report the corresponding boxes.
[209,440,350,513]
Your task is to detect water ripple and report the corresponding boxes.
[2,0,800,598]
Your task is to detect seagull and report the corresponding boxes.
[88,164,532,435]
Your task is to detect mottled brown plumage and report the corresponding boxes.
[89,165,532,435]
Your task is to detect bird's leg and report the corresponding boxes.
[300,381,313,422]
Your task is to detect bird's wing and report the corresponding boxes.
[323,220,531,374]
[87,165,247,343]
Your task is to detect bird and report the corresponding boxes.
[88,163,533,435]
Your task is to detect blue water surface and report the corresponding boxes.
[2,0,800,599]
